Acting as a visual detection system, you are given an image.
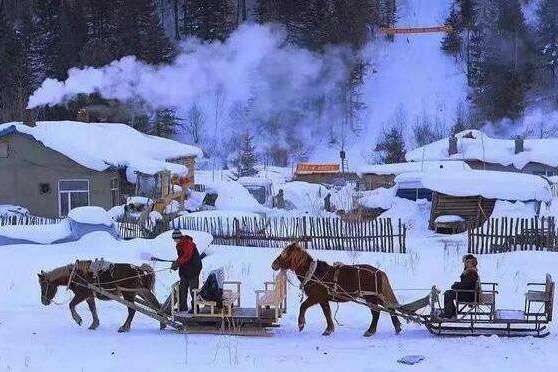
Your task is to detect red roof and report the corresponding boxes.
[295,163,340,175]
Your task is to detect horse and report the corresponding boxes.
[271,242,402,336]
[38,260,161,332]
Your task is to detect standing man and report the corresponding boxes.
[171,229,203,313]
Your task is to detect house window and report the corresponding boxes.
[110,178,119,207]
[0,141,8,158]
[39,183,51,194]
[58,179,90,216]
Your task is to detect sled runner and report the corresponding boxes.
[423,274,555,338]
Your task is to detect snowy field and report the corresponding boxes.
[1,231,557,371]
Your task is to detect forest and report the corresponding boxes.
[0,0,557,167]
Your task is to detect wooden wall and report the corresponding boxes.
[429,192,496,231]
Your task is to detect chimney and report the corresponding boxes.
[76,108,90,123]
[448,135,458,156]
[515,137,524,154]
[22,109,36,127]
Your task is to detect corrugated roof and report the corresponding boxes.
[295,163,340,175]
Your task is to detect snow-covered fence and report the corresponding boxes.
[0,215,62,226]
[468,216,558,254]
[172,216,407,253]
[116,215,169,240]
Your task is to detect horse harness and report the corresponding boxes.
[299,259,382,300]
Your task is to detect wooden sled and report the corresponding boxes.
[169,272,287,336]
[424,274,554,338]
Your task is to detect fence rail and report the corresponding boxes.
[468,216,558,254]
[0,215,62,226]
[172,216,406,253]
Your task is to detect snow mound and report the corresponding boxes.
[357,187,397,210]
[205,180,267,212]
[0,121,202,183]
[68,206,114,226]
[491,201,537,219]
[280,181,329,213]
[0,205,29,217]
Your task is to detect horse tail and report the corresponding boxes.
[139,264,156,290]
[379,271,399,308]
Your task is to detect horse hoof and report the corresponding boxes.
[160,322,167,331]
[395,327,402,335]
[322,330,333,336]
[363,330,376,337]
[118,326,130,333]
[298,323,305,332]
[73,317,82,326]
[89,323,99,330]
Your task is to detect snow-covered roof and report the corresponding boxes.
[237,176,273,187]
[295,163,340,175]
[395,170,552,202]
[0,121,203,181]
[358,160,471,176]
[406,130,558,170]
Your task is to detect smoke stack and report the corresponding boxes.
[76,108,90,123]
[515,137,524,154]
[448,135,458,156]
[22,109,36,127]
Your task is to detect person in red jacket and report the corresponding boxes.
[171,230,203,312]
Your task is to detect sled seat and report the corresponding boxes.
[456,282,498,320]
[255,272,287,320]
[525,274,554,322]
[193,281,241,317]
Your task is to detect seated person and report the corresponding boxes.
[442,254,480,318]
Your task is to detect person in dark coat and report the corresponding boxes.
[442,254,480,318]
[170,230,203,312]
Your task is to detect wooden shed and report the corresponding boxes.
[293,163,359,186]
[395,170,552,234]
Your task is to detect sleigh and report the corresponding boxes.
[422,274,555,337]
[167,272,288,336]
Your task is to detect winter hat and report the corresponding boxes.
[462,254,478,267]
[171,229,182,240]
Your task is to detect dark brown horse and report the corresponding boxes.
[38,261,161,332]
[271,242,401,336]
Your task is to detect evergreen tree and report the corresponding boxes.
[81,0,119,67]
[33,0,88,81]
[536,0,558,81]
[150,108,179,138]
[375,127,406,164]
[234,132,259,177]
[183,0,234,42]
[441,5,463,54]
[0,2,33,121]
[112,0,175,64]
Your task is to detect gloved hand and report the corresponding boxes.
[170,261,179,271]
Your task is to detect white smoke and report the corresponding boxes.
[28,24,350,139]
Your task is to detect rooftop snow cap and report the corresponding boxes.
[406,129,558,170]
[0,121,203,183]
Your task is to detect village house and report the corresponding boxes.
[0,121,202,217]
[406,130,558,177]
[293,162,360,186]
[358,160,471,191]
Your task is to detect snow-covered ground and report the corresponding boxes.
[1,229,556,371]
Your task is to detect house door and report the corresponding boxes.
[58,179,90,216]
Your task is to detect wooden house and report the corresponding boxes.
[293,163,359,186]
[358,160,471,190]
[0,121,202,217]
[406,130,558,177]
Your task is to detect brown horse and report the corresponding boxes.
[38,261,161,332]
[271,242,401,336]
